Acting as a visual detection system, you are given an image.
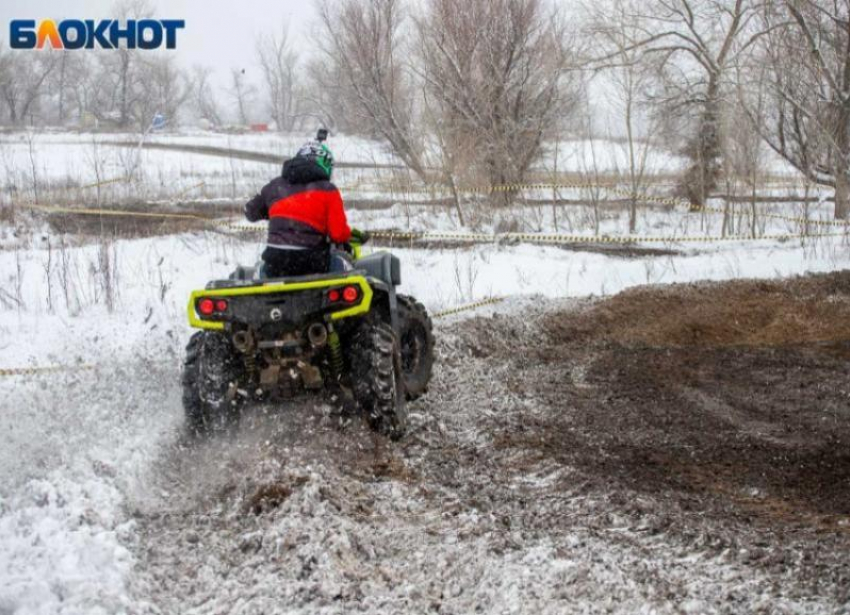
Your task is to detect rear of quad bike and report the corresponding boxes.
[181,272,434,439]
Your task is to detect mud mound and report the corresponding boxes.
[527,271,850,531]
[547,270,850,348]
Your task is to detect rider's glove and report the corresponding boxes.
[350,228,371,244]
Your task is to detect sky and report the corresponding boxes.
[0,0,318,87]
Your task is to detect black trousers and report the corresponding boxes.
[262,246,329,278]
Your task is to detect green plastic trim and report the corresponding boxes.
[187,275,374,331]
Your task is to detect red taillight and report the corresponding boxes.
[342,286,359,303]
[198,298,214,315]
[198,298,228,316]
[327,286,359,304]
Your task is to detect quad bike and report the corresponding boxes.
[181,237,435,440]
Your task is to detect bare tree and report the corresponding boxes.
[422,89,467,225]
[229,68,257,125]
[302,56,362,132]
[756,0,850,219]
[589,0,662,232]
[64,53,100,125]
[600,0,768,206]
[256,27,300,131]
[722,61,771,236]
[0,43,12,123]
[190,65,223,126]
[53,51,70,125]
[318,0,427,180]
[135,55,191,128]
[417,0,580,205]
[0,46,59,124]
[109,0,155,127]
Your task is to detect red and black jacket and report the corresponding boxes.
[244,159,351,249]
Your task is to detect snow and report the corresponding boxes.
[0,219,847,367]
[542,137,687,175]
[0,362,180,614]
[0,129,848,613]
[0,131,401,206]
[1,224,847,612]
[0,130,816,211]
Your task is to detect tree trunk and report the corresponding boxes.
[447,172,465,227]
[835,169,850,220]
[833,103,850,220]
[119,52,131,129]
[58,53,67,124]
[626,95,638,233]
[681,79,722,208]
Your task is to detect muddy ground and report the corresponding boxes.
[130,272,850,614]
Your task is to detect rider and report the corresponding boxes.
[244,130,362,277]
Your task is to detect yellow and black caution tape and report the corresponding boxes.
[450,180,850,230]
[173,181,206,200]
[506,181,850,230]
[0,363,96,377]
[25,203,849,245]
[78,177,129,190]
[695,202,850,229]
[369,230,497,243]
[363,229,847,246]
[193,221,850,245]
[28,204,216,223]
[454,181,616,195]
[511,229,849,244]
[221,222,264,233]
[432,296,507,319]
[22,178,850,244]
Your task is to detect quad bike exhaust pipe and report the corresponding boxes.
[308,323,328,348]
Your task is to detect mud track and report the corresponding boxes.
[131,272,850,613]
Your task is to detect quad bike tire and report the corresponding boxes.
[348,319,407,440]
[182,331,245,434]
[397,294,435,401]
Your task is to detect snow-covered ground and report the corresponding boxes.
[0,130,813,209]
[0,131,400,206]
[0,360,180,615]
[1,220,849,612]
[1,217,848,366]
[1,130,848,613]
